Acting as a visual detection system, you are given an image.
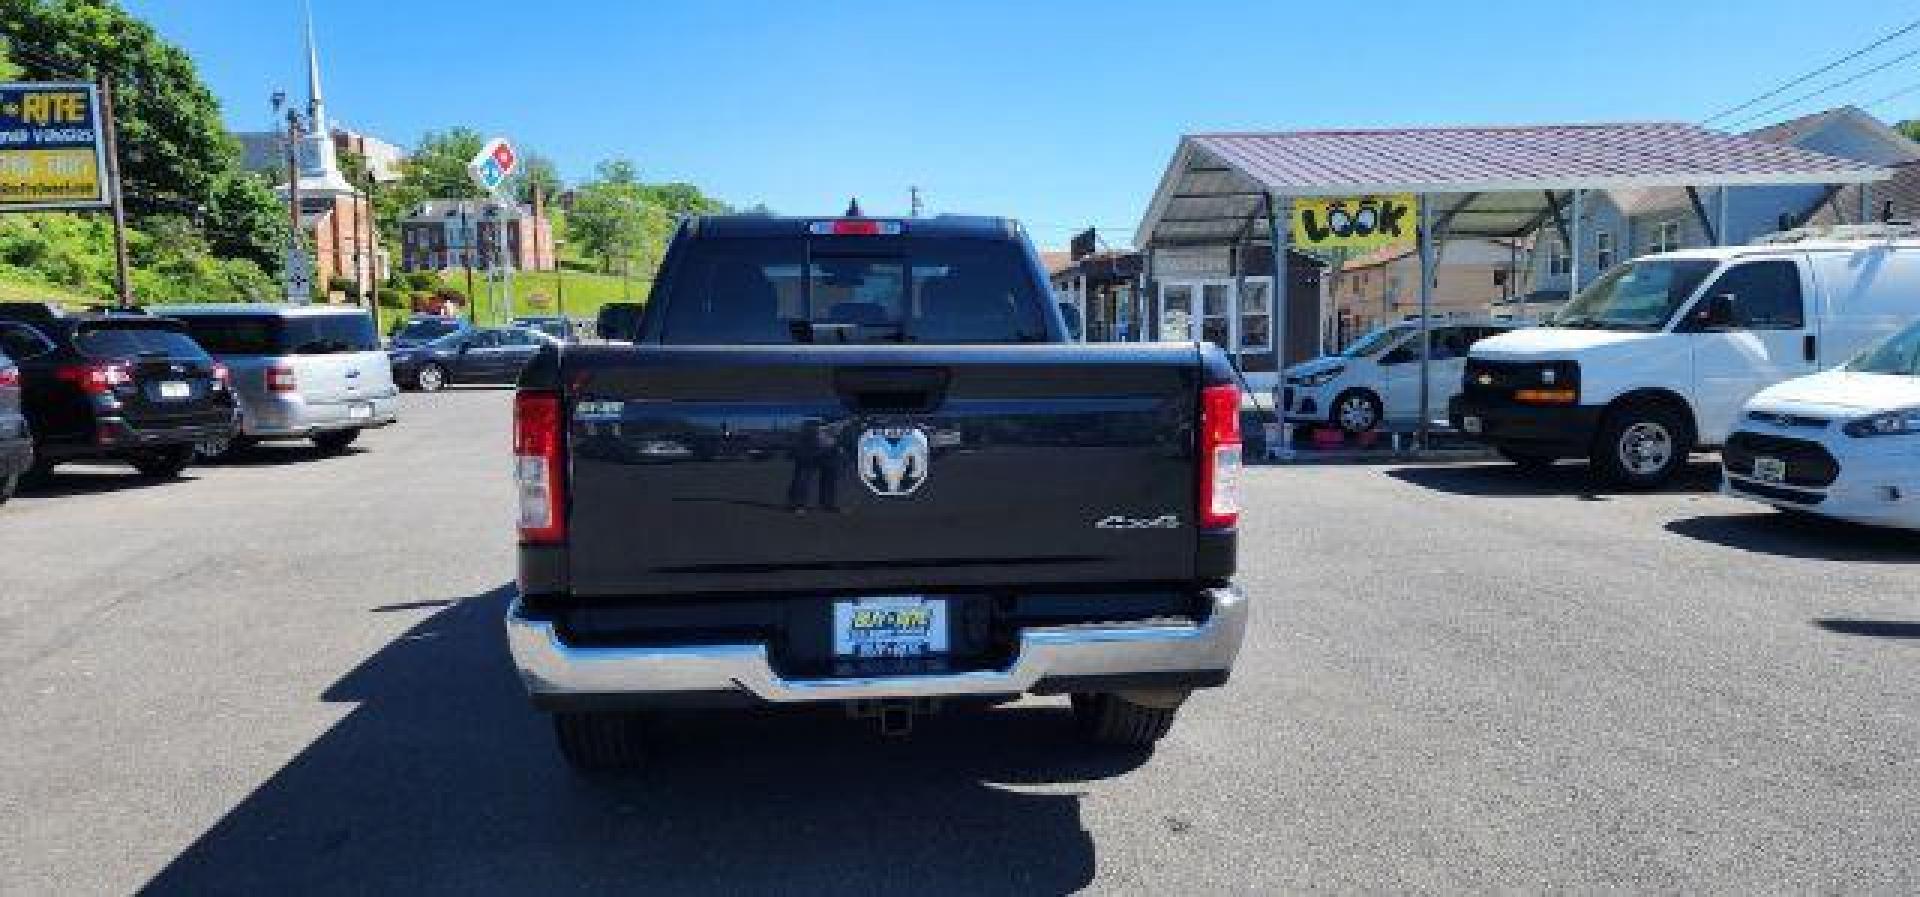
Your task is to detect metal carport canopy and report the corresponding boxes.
[1136,122,1893,246]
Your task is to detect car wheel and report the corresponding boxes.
[0,471,16,506]
[1497,447,1559,472]
[129,445,194,479]
[1072,691,1186,748]
[1331,389,1383,436]
[311,429,360,454]
[553,711,649,772]
[1592,402,1691,489]
[415,363,447,392]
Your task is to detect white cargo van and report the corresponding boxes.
[1452,232,1920,486]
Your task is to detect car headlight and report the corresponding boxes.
[1843,407,1920,438]
[1293,367,1345,388]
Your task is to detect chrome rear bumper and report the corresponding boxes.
[506,587,1247,706]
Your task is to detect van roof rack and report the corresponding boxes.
[1751,222,1919,244]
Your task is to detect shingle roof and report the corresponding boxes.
[1139,121,1892,247]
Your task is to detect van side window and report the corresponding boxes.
[1708,261,1804,330]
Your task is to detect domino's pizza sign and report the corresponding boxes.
[467,137,518,195]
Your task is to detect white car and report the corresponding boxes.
[1722,317,1920,529]
[1280,319,1519,435]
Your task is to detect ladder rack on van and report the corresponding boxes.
[1752,222,1919,245]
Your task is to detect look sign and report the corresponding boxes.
[1290,194,1418,253]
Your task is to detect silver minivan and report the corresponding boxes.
[152,304,399,457]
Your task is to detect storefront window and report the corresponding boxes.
[1161,284,1193,340]
[1239,281,1271,350]
[1201,283,1230,346]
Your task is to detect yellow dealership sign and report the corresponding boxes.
[1290,194,1418,253]
[0,83,109,210]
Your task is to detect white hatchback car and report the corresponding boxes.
[1279,318,1520,435]
[1723,318,1920,529]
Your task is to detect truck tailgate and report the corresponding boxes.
[562,344,1206,597]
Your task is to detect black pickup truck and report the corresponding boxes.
[506,214,1249,770]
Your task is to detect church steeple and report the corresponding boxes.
[292,0,355,197]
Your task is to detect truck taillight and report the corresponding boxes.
[266,364,297,392]
[211,362,230,390]
[55,362,132,395]
[1198,383,1243,530]
[514,390,566,544]
[0,367,16,388]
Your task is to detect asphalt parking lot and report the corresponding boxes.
[4,389,1916,894]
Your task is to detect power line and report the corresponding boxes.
[1702,16,1920,124]
[1723,43,1920,130]
[1861,78,1920,110]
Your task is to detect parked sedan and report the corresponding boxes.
[389,325,559,391]
[1723,316,1920,529]
[0,344,32,505]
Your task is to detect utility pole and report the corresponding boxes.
[360,169,379,330]
[285,109,303,250]
[460,203,475,323]
[96,74,134,308]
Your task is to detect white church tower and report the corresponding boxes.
[291,0,358,199]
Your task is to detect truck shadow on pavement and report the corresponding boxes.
[1664,512,1920,563]
[1385,460,1723,499]
[15,467,199,499]
[142,586,1135,896]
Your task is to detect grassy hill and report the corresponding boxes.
[431,263,646,325]
[0,269,103,308]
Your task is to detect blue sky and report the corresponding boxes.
[128,0,1920,249]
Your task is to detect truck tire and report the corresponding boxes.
[312,429,360,454]
[1072,692,1184,747]
[0,471,16,506]
[129,445,194,479]
[1591,401,1691,489]
[553,711,648,772]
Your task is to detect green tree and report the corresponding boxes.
[403,128,489,199]
[0,0,283,274]
[514,152,564,204]
[1897,120,1919,144]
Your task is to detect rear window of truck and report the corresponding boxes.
[177,313,378,355]
[76,322,210,360]
[657,237,1048,344]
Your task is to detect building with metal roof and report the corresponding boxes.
[1130,120,1894,442]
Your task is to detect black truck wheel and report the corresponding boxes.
[553,711,649,772]
[312,429,360,454]
[1072,692,1185,747]
[0,471,16,506]
[129,445,194,478]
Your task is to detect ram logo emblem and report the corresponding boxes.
[857,427,930,496]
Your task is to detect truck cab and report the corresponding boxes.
[1454,236,1920,486]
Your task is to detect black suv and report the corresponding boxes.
[0,305,238,479]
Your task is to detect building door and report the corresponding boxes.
[1159,283,1196,341]
[1237,278,1273,369]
